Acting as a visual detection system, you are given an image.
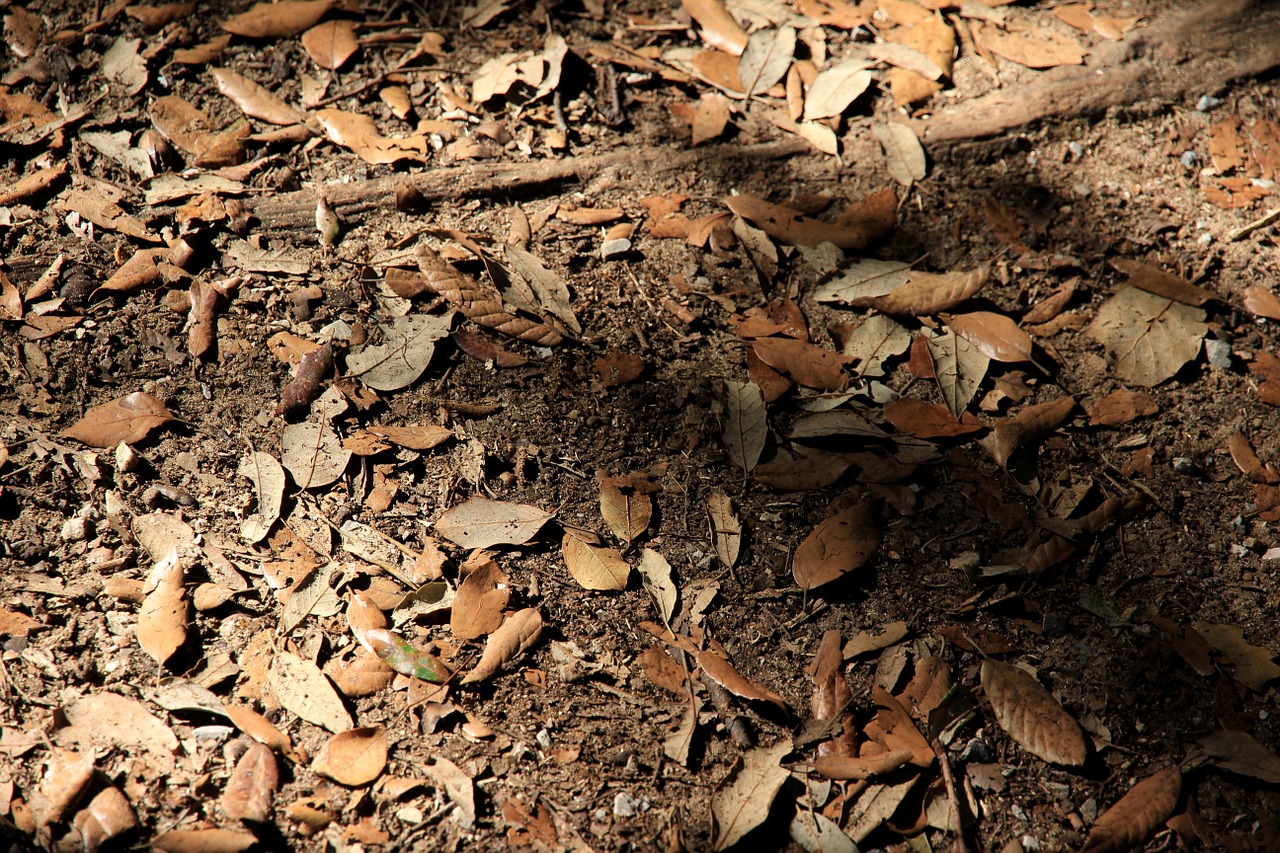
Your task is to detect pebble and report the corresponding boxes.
[1172,456,1199,475]
[1262,547,1280,562]
[600,237,632,259]
[1067,141,1085,160]
[1080,797,1098,823]
[1180,150,1199,168]
[612,791,648,818]
[1204,338,1233,371]
[959,737,993,763]
[1231,543,1253,557]
[60,515,90,542]
[1196,94,1221,112]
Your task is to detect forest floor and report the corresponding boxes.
[3,0,1280,851]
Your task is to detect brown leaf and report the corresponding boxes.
[461,607,543,683]
[152,828,258,853]
[681,0,748,55]
[1227,430,1280,484]
[883,398,983,439]
[72,786,138,850]
[1147,615,1215,677]
[941,311,1036,364]
[1110,258,1217,307]
[188,277,238,360]
[33,747,94,829]
[325,648,395,697]
[1086,389,1158,427]
[301,20,358,70]
[850,265,989,316]
[451,559,510,640]
[593,350,644,387]
[344,424,453,454]
[211,67,303,126]
[224,705,296,757]
[1023,276,1079,325]
[61,391,175,448]
[137,547,188,666]
[751,337,847,391]
[416,244,562,345]
[436,497,552,549]
[974,23,1085,68]
[1081,766,1181,853]
[936,626,1015,655]
[708,490,743,567]
[990,396,1076,468]
[598,473,655,543]
[1251,352,1280,407]
[723,380,767,473]
[1199,729,1280,783]
[1088,286,1207,386]
[793,500,882,590]
[269,651,353,733]
[754,454,851,491]
[1193,620,1280,691]
[692,92,732,145]
[868,686,933,767]
[453,329,529,367]
[711,740,791,851]
[1243,284,1280,320]
[981,659,1086,766]
[222,0,335,38]
[561,532,631,591]
[696,647,787,710]
[221,742,278,823]
[312,727,387,786]
[809,629,854,757]
[315,108,428,165]
[724,193,878,250]
[275,340,332,415]
[843,620,910,659]
[812,749,914,780]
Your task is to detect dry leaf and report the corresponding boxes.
[451,559,509,640]
[872,122,927,187]
[1088,286,1207,386]
[981,660,1086,766]
[869,685,933,767]
[315,108,428,165]
[416,244,562,345]
[1193,620,1280,691]
[280,420,351,489]
[682,0,748,55]
[754,454,851,490]
[436,497,552,548]
[275,340,332,415]
[815,258,912,306]
[928,329,990,419]
[138,547,188,666]
[941,311,1036,364]
[153,828,257,853]
[725,193,877,250]
[221,742,278,823]
[302,20,358,70]
[61,391,175,448]
[345,312,455,391]
[73,785,138,850]
[692,92,732,145]
[809,629,854,757]
[561,532,630,591]
[425,757,478,828]
[1110,258,1217,307]
[1243,285,1280,321]
[738,26,795,97]
[462,607,543,683]
[852,265,989,316]
[975,24,1086,68]
[812,749,913,780]
[708,490,743,567]
[1081,766,1181,853]
[990,396,1076,468]
[711,740,791,850]
[312,727,387,786]
[1198,729,1280,783]
[803,58,873,121]
[751,337,847,391]
[792,500,882,590]
[269,651,353,733]
[33,748,94,829]
[211,67,303,126]
[59,693,179,772]
[1087,389,1158,427]
[222,0,335,38]
[224,705,295,755]
[723,380,767,473]
[638,549,678,625]
[593,350,644,387]
[598,473,655,543]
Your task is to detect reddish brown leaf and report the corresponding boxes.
[461,608,543,683]
[724,194,878,250]
[883,398,983,439]
[275,341,333,416]
[751,337,847,391]
[594,350,644,387]
[850,266,990,317]
[137,547,188,667]
[453,329,529,367]
[1243,284,1280,320]
[941,310,1036,364]
[1087,389,1158,427]
[812,749,914,780]
[808,629,854,757]
[936,626,1016,655]
[61,391,175,447]
[907,334,936,378]
[312,727,387,786]
[1023,276,1079,325]
[1250,352,1280,406]
[867,686,932,767]
[990,396,1076,468]
[221,742,278,823]
[222,0,335,38]
[1227,430,1280,484]
[981,660,1086,766]
[1147,615,1215,677]
[792,500,882,590]
[1110,258,1217,307]
[301,20,358,70]
[696,647,787,710]
[417,244,562,346]
[1081,766,1181,853]
[451,559,510,641]
[682,0,748,55]
[753,454,851,491]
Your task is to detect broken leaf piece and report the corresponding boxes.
[435,497,552,548]
[461,607,543,683]
[981,660,1086,766]
[61,391,175,448]
[269,651,353,733]
[792,500,882,590]
[137,547,188,666]
[711,740,791,851]
[315,108,428,165]
[562,532,630,591]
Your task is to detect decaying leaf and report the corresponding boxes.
[981,660,1086,766]
[344,312,455,392]
[1081,766,1181,853]
[872,121,927,187]
[725,193,878,250]
[792,500,882,590]
[61,391,175,448]
[315,108,428,165]
[1111,258,1216,307]
[975,23,1086,68]
[222,0,335,38]
[312,727,387,786]
[928,329,990,419]
[276,340,333,415]
[269,651,353,733]
[723,380,767,473]
[461,607,543,683]
[417,244,563,345]
[708,490,743,567]
[832,314,911,377]
[1193,620,1280,692]
[137,547,188,666]
[562,532,631,591]
[711,740,791,851]
[990,396,1076,468]
[682,0,748,55]
[280,420,351,489]
[451,559,510,641]
[638,549,678,625]
[153,828,257,853]
[1087,286,1207,386]
[738,26,795,97]
[884,398,982,439]
[221,742,278,823]
[751,337,847,391]
[436,497,552,549]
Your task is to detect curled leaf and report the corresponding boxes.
[461,608,543,683]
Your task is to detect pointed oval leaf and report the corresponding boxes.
[61,391,175,448]
[981,659,1086,766]
[221,742,278,823]
[280,420,350,489]
[451,560,510,641]
[738,26,796,96]
[301,20,359,70]
[803,59,873,121]
[712,740,791,851]
[268,651,353,733]
[211,67,303,126]
[751,337,847,391]
[561,533,630,591]
[854,265,990,317]
[637,549,678,625]
[356,627,450,683]
[1198,729,1280,783]
[344,313,454,391]
[461,608,543,683]
[1081,766,1181,853]
[941,310,1035,364]
[222,0,335,38]
[927,329,990,419]
[723,380,767,473]
[312,727,387,786]
[792,500,882,590]
[436,497,552,548]
[137,547,188,666]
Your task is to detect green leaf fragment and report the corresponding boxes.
[361,627,450,683]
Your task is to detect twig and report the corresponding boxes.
[1228,207,1280,242]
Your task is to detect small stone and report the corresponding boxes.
[1231,543,1252,557]
[1067,141,1084,160]
[600,237,632,259]
[1196,94,1221,112]
[60,515,89,542]
[1042,613,1070,637]
[1080,797,1098,823]
[1180,150,1199,168]
[959,737,992,763]
[1262,547,1280,562]
[1172,456,1199,475]
[396,806,424,824]
[1204,338,1233,371]
[612,791,648,818]
[536,728,553,750]
[1021,835,1041,851]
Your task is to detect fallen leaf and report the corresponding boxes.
[152,828,257,853]
[1226,431,1280,485]
[1081,766,1181,853]
[1243,285,1280,321]
[725,193,877,250]
[222,0,335,38]
[884,398,983,439]
[844,620,910,659]
[990,396,1076,468]
[708,490,743,567]
[280,420,351,489]
[1198,729,1280,783]
[697,646,787,708]
[869,686,933,767]
[59,693,179,773]
[682,0,748,55]
[269,651,353,733]
[981,660,1086,766]
[436,497,552,548]
[275,339,332,415]
[1193,620,1280,691]
[851,265,990,316]
[711,740,791,850]
[425,757,478,828]
[738,26,795,96]
[221,742,278,822]
[598,473,655,543]
[61,391,175,448]
[315,108,428,165]
[312,727,387,786]
[723,380,767,473]
[562,532,631,591]
[224,705,295,755]
[593,350,644,387]
[872,122,927,187]
[803,58,874,121]
[792,500,881,590]
[751,337,847,391]
[73,786,138,850]
[451,559,509,640]
[502,244,580,334]
[692,92,732,145]
[1087,389,1159,427]
[302,20,358,69]
[975,23,1086,68]
[211,67,303,126]
[416,244,562,345]
[809,629,854,757]
[138,547,188,666]
[1110,258,1217,307]
[637,549,678,625]
[832,314,911,377]
[33,748,94,829]
[941,311,1036,364]
[1088,286,1207,386]
[345,312,455,391]
[928,329,990,419]
[462,607,543,683]
[354,627,450,683]
[665,694,702,766]
[754,454,851,490]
